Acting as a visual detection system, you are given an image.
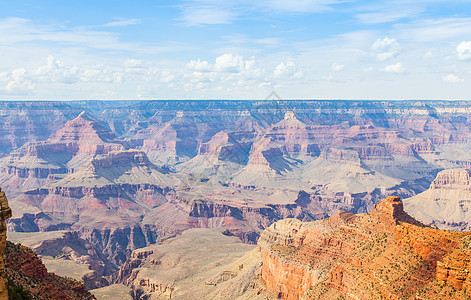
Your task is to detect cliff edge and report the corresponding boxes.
[0,188,12,299]
[258,196,471,299]
[0,188,95,299]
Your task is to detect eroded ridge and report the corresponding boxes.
[258,196,471,299]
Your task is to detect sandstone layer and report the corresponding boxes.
[258,196,471,299]
[1,187,97,299]
[115,228,265,300]
[5,241,96,299]
[0,188,12,299]
[404,168,471,231]
[3,100,471,272]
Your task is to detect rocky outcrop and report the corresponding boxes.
[5,241,96,299]
[258,196,471,299]
[197,131,253,165]
[0,111,127,198]
[430,168,471,189]
[8,230,117,289]
[0,188,12,299]
[1,188,96,298]
[404,169,471,231]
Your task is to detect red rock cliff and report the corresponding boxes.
[258,196,471,299]
[0,188,12,299]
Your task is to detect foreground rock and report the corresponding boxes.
[1,187,95,299]
[258,196,471,299]
[404,168,471,231]
[4,241,95,299]
[8,230,116,289]
[0,188,12,298]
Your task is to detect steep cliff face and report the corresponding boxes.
[1,188,96,299]
[404,168,471,231]
[0,188,12,299]
[258,196,471,299]
[0,111,127,198]
[4,241,96,299]
[8,230,117,289]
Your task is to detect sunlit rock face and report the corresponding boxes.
[0,188,12,299]
[258,197,471,299]
[404,168,471,231]
[2,100,471,270]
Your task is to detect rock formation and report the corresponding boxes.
[4,241,95,299]
[3,100,471,281]
[0,188,12,299]
[8,230,116,289]
[1,188,96,299]
[115,228,264,299]
[404,168,471,231]
[258,196,471,299]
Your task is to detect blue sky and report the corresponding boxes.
[0,0,471,100]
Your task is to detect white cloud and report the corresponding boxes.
[443,74,464,83]
[0,17,179,55]
[384,62,405,73]
[182,53,267,93]
[424,51,435,59]
[177,0,341,26]
[331,63,344,71]
[357,11,419,24]
[178,7,237,26]
[187,59,212,72]
[457,41,471,60]
[33,55,81,84]
[123,59,144,68]
[321,73,335,81]
[258,81,272,88]
[274,61,295,76]
[395,18,471,42]
[3,68,35,94]
[372,37,400,61]
[103,19,141,27]
[261,0,340,13]
[161,74,175,83]
[215,53,249,73]
[274,60,303,78]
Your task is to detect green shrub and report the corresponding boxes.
[7,280,32,300]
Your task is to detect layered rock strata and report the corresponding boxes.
[115,228,264,299]
[4,100,471,281]
[1,188,95,299]
[5,241,95,299]
[258,196,471,299]
[404,168,471,231]
[0,188,12,299]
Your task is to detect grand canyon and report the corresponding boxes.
[1,100,471,299]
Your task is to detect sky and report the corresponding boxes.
[0,0,471,100]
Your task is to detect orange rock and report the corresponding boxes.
[258,196,471,299]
